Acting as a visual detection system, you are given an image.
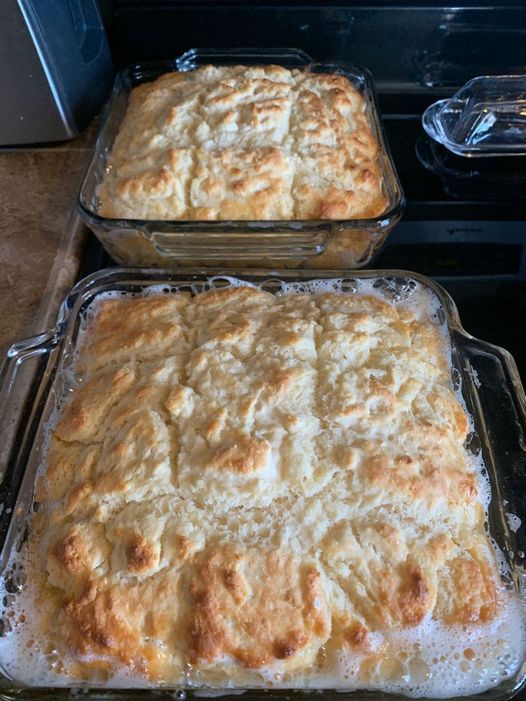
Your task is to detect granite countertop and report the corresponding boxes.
[0,128,96,359]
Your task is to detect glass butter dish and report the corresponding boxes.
[422,75,526,157]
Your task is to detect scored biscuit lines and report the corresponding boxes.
[182,72,212,218]
[104,67,381,224]
[53,292,446,544]
[41,302,197,543]
[289,71,306,220]
[35,287,494,678]
[179,67,306,220]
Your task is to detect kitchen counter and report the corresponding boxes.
[0,128,95,358]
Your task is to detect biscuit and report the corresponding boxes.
[28,285,503,687]
[99,65,386,222]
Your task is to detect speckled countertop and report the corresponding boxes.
[0,128,95,359]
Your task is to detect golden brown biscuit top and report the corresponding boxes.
[31,285,500,685]
[99,65,387,221]
[187,547,329,669]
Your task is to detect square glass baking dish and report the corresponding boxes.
[77,48,405,269]
[0,267,525,700]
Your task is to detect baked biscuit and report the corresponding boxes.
[99,65,386,222]
[190,147,294,220]
[26,284,511,689]
[172,288,322,505]
[185,547,329,671]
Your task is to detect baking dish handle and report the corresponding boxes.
[176,47,315,70]
[149,227,330,260]
[0,331,60,551]
[1,328,58,396]
[457,332,526,439]
[454,330,526,554]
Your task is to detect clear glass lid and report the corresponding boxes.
[422,75,526,157]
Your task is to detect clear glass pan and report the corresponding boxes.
[0,268,525,700]
[422,75,526,158]
[77,48,404,268]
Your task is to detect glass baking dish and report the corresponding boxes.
[77,48,404,269]
[0,267,525,699]
[422,75,526,158]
